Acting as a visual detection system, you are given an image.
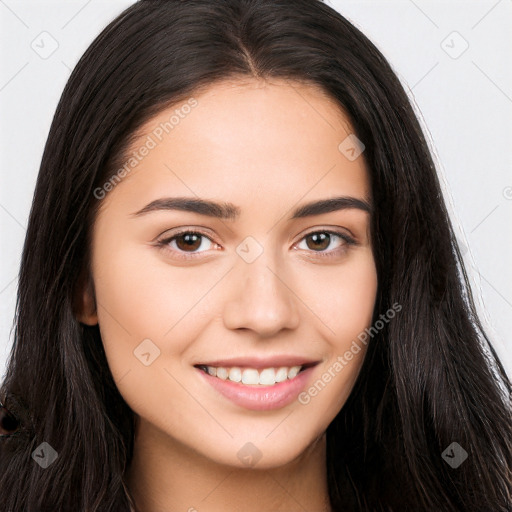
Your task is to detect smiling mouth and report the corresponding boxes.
[194,363,315,386]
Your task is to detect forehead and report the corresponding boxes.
[98,77,371,217]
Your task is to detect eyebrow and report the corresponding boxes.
[130,195,372,221]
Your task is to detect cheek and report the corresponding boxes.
[90,240,218,374]
[328,251,377,378]
[294,251,377,418]
[303,249,377,343]
[333,257,377,341]
[90,242,224,417]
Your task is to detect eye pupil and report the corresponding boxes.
[176,233,201,251]
[306,233,330,251]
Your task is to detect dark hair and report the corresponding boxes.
[1,0,511,510]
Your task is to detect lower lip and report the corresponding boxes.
[196,366,316,411]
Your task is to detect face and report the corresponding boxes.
[79,77,377,469]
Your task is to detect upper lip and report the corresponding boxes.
[194,356,320,369]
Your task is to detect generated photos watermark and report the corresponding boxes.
[93,97,198,200]
[298,302,402,405]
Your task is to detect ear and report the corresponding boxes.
[74,270,98,326]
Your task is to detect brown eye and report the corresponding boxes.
[157,230,217,259]
[295,230,357,259]
[304,232,331,251]
[175,233,203,252]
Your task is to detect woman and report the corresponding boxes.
[1,1,510,510]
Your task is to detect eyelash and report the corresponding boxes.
[156,228,357,261]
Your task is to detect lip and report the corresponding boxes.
[195,363,318,411]
[194,355,319,370]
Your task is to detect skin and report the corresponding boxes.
[77,77,378,512]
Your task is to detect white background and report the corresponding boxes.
[1,0,511,379]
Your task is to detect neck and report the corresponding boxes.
[124,418,331,512]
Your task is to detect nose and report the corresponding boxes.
[222,251,301,337]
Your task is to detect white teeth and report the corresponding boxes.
[201,364,303,386]
[228,367,242,383]
[259,368,276,386]
[242,369,260,385]
[275,367,288,383]
[216,367,228,380]
[288,366,300,379]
